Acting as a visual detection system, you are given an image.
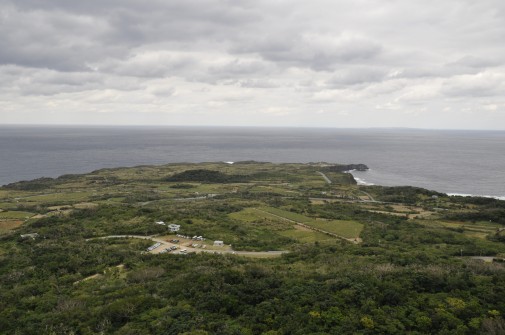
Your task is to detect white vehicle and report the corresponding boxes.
[147,242,161,251]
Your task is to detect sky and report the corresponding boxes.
[0,0,504,129]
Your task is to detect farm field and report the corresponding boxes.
[1,162,505,334]
[0,220,23,234]
[0,211,34,219]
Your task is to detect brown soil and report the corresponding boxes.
[0,220,23,234]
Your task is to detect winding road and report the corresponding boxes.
[89,235,288,257]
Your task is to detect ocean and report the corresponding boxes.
[0,126,504,199]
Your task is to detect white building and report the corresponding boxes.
[213,240,224,247]
[168,224,181,232]
[20,233,39,239]
[156,221,166,225]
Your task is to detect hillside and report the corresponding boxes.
[1,162,504,334]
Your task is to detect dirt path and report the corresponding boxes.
[253,208,361,244]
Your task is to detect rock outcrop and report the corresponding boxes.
[323,164,369,172]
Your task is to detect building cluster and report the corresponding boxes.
[155,221,181,232]
[175,234,205,241]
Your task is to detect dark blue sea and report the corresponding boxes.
[0,126,504,199]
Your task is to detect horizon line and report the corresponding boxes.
[0,123,504,132]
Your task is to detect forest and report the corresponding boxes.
[0,162,504,334]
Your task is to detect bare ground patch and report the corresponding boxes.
[0,220,23,234]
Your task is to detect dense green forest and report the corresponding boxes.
[1,162,504,334]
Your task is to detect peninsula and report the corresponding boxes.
[1,162,504,334]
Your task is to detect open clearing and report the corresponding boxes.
[17,191,94,205]
[0,220,23,234]
[307,219,363,239]
[229,207,285,223]
[260,207,314,223]
[259,207,363,239]
[0,211,34,219]
[419,220,500,239]
[91,235,288,258]
[279,226,336,244]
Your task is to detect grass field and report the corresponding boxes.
[260,207,363,238]
[248,185,299,196]
[22,191,94,204]
[260,207,315,223]
[306,219,363,239]
[0,202,18,210]
[0,211,34,219]
[279,226,336,244]
[229,208,285,223]
[0,220,23,234]
[419,220,499,239]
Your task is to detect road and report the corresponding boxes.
[359,190,376,202]
[89,235,288,257]
[317,171,332,184]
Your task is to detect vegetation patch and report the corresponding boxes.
[279,226,336,244]
[314,219,363,238]
[0,162,504,334]
[165,169,245,183]
[0,220,23,234]
[260,206,315,223]
[0,211,34,219]
[21,191,93,205]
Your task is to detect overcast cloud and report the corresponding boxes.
[1,0,504,129]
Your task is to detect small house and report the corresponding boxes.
[156,221,166,225]
[214,240,224,247]
[168,224,181,232]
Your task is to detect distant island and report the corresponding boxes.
[1,162,504,334]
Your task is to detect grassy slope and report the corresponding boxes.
[1,162,505,334]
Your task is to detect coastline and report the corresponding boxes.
[1,126,504,199]
[349,171,505,201]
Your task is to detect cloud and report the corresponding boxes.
[235,33,383,71]
[326,67,388,87]
[1,0,505,128]
[441,72,505,98]
[98,51,197,78]
[0,5,115,71]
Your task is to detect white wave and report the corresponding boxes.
[348,170,374,186]
[354,177,375,186]
[448,193,505,201]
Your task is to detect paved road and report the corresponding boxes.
[317,171,332,184]
[89,235,288,257]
